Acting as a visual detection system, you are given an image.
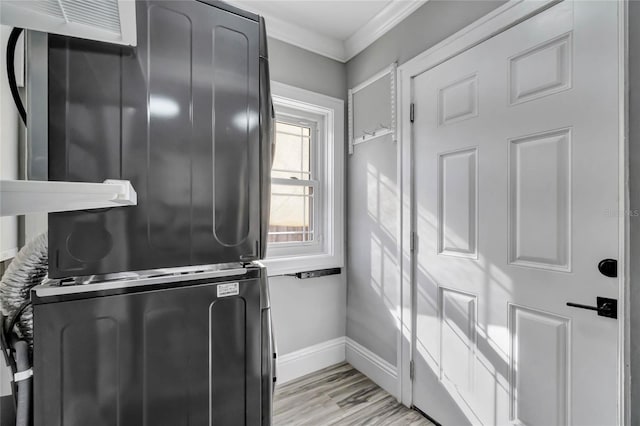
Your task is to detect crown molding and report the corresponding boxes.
[263,13,347,62]
[232,0,428,63]
[344,0,429,61]
[231,1,347,62]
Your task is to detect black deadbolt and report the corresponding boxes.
[598,259,617,278]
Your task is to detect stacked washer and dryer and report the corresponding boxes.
[22,1,276,425]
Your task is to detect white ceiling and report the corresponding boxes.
[230,0,428,62]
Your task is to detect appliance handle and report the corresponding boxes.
[259,60,274,260]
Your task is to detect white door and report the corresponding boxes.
[411,1,621,425]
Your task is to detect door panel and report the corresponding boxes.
[412,2,620,425]
[508,128,571,271]
[438,147,478,258]
[509,305,570,426]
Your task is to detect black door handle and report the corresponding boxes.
[566,297,617,319]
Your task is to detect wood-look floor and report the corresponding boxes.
[274,363,434,425]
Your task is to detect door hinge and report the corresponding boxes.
[410,231,418,252]
[409,360,415,381]
[410,103,415,123]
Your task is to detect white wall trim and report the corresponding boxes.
[277,337,346,384]
[276,336,401,398]
[262,81,345,277]
[346,337,398,399]
[233,0,428,62]
[397,0,563,408]
[344,0,428,61]
[231,1,346,62]
[262,13,346,62]
[618,0,630,423]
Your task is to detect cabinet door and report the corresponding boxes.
[33,279,263,426]
[48,0,261,278]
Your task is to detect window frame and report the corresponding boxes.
[268,112,322,255]
[262,81,345,276]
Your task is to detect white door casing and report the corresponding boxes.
[407,1,623,425]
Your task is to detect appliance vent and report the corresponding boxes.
[5,0,122,33]
[1,0,136,46]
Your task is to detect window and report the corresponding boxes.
[269,117,319,247]
[263,82,345,276]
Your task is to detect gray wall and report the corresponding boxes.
[345,0,506,365]
[347,134,399,364]
[629,3,640,424]
[270,275,346,354]
[269,37,347,101]
[268,37,348,355]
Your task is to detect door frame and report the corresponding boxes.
[394,0,629,423]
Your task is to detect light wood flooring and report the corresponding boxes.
[273,362,434,425]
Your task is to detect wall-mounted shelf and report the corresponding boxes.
[348,63,397,154]
[1,179,137,217]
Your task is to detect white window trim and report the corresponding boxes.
[269,112,322,256]
[263,81,345,276]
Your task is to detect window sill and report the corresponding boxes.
[261,252,343,277]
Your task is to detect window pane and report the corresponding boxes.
[269,184,314,244]
[276,122,302,136]
[272,120,311,180]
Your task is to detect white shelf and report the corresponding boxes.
[1,179,137,217]
[348,63,397,155]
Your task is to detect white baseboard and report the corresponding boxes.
[277,337,346,384]
[275,336,399,397]
[346,337,398,398]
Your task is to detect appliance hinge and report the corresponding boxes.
[409,360,415,381]
[239,240,259,262]
[410,103,415,123]
[410,231,418,252]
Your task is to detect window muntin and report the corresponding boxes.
[268,116,320,246]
